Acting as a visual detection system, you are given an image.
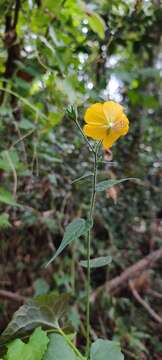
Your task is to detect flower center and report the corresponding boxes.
[107,117,125,132]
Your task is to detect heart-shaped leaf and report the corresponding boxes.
[80,256,112,269]
[0,293,71,345]
[96,178,135,192]
[46,218,87,266]
[44,333,78,360]
[90,339,124,360]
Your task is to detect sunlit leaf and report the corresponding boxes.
[87,12,106,39]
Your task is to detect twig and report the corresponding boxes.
[129,280,162,324]
[91,248,162,301]
[4,150,17,197]
[12,120,28,163]
[13,0,21,28]
[147,289,162,300]
[0,290,27,303]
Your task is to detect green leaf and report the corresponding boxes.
[5,327,49,360]
[87,12,106,39]
[80,256,112,269]
[33,278,50,297]
[0,293,71,344]
[90,339,124,360]
[46,218,86,266]
[44,333,77,360]
[0,150,20,172]
[0,213,11,228]
[0,188,18,207]
[96,178,135,192]
[39,36,65,72]
[71,172,93,184]
[42,0,63,12]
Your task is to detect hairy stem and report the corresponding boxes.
[86,142,100,358]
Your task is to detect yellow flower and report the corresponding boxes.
[83,101,129,149]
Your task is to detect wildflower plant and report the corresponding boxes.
[0,102,132,360]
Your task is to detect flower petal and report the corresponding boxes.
[113,113,129,135]
[83,124,107,140]
[103,130,122,149]
[84,103,107,125]
[103,101,123,121]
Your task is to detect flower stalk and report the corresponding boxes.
[86,142,100,358]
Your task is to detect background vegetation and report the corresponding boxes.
[0,0,162,359]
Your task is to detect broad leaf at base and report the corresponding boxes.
[0,293,71,345]
[5,327,49,360]
[90,339,124,360]
[43,333,77,360]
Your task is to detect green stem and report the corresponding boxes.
[58,327,85,360]
[73,108,95,154]
[86,142,100,358]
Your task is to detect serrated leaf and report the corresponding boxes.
[96,178,135,192]
[43,333,77,360]
[5,327,49,360]
[87,12,106,39]
[90,339,124,360]
[46,218,86,266]
[0,293,71,345]
[80,256,112,269]
[0,188,18,207]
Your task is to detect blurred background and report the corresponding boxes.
[0,0,162,358]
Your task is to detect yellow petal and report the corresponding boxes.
[113,113,129,135]
[83,124,107,140]
[103,101,123,121]
[84,103,107,125]
[103,130,122,149]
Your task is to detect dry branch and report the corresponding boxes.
[0,290,26,303]
[91,248,162,302]
[129,279,162,324]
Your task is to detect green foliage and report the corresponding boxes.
[33,279,50,297]
[80,256,112,268]
[0,0,162,358]
[44,333,78,360]
[90,339,124,360]
[46,218,87,265]
[0,294,71,345]
[96,179,135,192]
[0,213,11,229]
[0,189,18,207]
[86,12,106,39]
[4,327,49,360]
